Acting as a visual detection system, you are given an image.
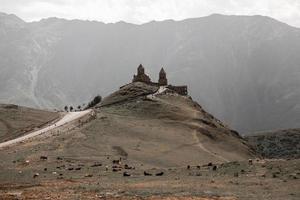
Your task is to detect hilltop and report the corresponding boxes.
[1,12,300,133]
[2,65,300,199]
[1,80,299,199]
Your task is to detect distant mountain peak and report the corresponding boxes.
[0,11,25,28]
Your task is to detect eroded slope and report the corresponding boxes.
[0,104,60,142]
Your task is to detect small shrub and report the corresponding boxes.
[86,95,102,109]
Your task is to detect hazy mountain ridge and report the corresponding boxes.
[0,12,300,133]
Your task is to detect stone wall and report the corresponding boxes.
[167,85,188,96]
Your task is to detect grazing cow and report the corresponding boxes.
[248,159,253,165]
[112,159,121,165]
[40,156,48,160]
[155,172,164,176]
[212,165,217,171]
[112,168,120,172]
[123,172,131,177]
[33,173,39,178]
[144,171,152,176]
[187,165,191,170]
[124,164,133,169]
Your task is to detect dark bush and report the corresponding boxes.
[86,95,102,109]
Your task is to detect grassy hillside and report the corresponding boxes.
[1,83,300,199]
[0,104,60,142]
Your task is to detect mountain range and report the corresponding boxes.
[0,12,299,133]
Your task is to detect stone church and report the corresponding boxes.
[132,64,187,95]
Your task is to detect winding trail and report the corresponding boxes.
[0,109,92,149]
[148,87,229,162]
[192,130,229,162]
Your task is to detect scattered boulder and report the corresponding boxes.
[289,174,298,179]
[196,173,202,176]
[112,168,120,172]
[91,163,102,167]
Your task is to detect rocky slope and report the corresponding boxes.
[0,12,300,133]
[0,83,255,171]
[0,104,59,142]
[245,128,300,159]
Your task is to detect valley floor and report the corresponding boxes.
[0,159,299,200]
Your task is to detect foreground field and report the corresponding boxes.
[0,159,299,199]
[0,83,299,199]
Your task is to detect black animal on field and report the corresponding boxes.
[40,156,48,160]
[112,159,121,164]
[155,172,164,176]
[144,171,152,176]
[123,172,131,176]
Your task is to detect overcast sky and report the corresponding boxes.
[1,0,300,27]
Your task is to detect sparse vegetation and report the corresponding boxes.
[86,95,102,109]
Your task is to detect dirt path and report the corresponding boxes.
[149,89,229,162]
[192,130,229,162]
[0,110,92,148]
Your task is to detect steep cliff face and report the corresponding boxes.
[0,12,300,133]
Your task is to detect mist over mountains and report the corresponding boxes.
[0,12,299,133]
